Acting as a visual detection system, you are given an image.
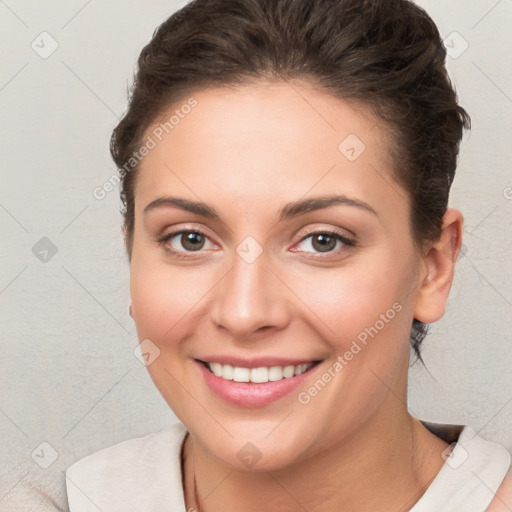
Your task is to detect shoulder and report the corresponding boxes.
[67,422,186,476]
[454,426,511,512]
[66,422,187,511]
[414,422,511,512]
[487,469,512,511]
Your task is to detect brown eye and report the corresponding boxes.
[180,232,206,251]
[158,229,215,255]
[294,230,355,256]
[311,233,338,253]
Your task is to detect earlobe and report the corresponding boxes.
[413,208,464,324]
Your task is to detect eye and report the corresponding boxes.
[157,229,216,256]
[294,230,356,255]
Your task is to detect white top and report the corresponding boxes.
[66,421,511,512]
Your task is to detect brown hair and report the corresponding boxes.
[110,0,470,360]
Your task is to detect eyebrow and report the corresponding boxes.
[143,194,378,220]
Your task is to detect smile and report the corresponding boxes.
[206,361,315,383]
[196,358,322,407]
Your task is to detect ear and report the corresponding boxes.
[413,208,464,323]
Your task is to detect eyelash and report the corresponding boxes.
[157,228,213,260]
[296,228,357,256]
[156,227,357,259]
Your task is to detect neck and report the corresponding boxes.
[182,368,448,512]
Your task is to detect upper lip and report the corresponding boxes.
[196,356,321,369]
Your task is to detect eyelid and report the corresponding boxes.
[156,225,219,257]
[294,225,357,246]
[157,222,216,241]
[289,227,357,256]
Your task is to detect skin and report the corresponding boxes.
[489,470,512,511]
[128,80,467,511]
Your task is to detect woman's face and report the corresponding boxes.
[129,80,429,470]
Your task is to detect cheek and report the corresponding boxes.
[289,255,415,354]
[130,262,211,340]
[287,262,415,439]
[128,259,212,411]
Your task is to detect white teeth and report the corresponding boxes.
[232,367,250,382]
[295,363,308,376]
[283,365,295,378]
[210,362,223,377]
[250,367,269,383]
[268,366,283,381]
[222,364,234,380]
[207,362,314,383]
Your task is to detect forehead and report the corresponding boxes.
[135,80,408,224]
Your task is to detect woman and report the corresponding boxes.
[66,0,512,510]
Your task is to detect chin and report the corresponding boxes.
[186,417,322,472]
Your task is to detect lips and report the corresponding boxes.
[195,357,321,407]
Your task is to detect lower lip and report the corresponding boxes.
[196,360,319,408]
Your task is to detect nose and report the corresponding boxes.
[210,250,291,340]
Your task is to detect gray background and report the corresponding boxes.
[1,0,511,510]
